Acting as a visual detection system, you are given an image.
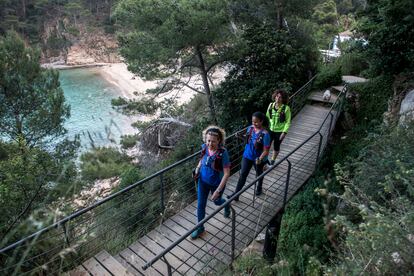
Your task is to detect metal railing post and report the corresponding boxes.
[62,222,70,247]
[316,132,323,166]
[263,209,284,262]
[283,160,292,207]
[328,112,334,136]
[160,173,165,215]
[230,205,236,261]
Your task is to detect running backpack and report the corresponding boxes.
[200,146,225,171]
[269,103,286,123]
[245,127,265,151]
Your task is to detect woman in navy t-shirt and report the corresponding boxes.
[192,126,231,239]
[229,112,270,200]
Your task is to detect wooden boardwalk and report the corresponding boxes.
[69,99,338,275]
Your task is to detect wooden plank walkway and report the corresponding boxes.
[308,90,338,104]
[69,103,339,275]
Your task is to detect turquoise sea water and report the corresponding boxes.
[59,68,139,149]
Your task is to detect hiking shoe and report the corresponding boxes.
[224,204,231,218]
[191,227,205,239]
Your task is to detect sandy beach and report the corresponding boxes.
[45,61,227,105]
[99,63,202,105]
[98,63,155,99]
[98,63,228,105]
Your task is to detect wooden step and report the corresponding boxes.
[95,250,132,276]
[66,265,90,276]
[82,257,111,276]
[308,90,338,104]
[66,103,340,276]
[68,250,131,276]
[331,85,345,93]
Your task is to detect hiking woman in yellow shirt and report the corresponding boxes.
[266,89,291,164]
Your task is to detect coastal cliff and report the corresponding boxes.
[41,20,121,66]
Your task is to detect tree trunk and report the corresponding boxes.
[21,0,26,19]
[275,0,284,29]
[108,0,112,23]
[196,46,217,124]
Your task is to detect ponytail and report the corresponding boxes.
[252,111,269,129]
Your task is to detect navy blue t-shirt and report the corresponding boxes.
[243,126,271,161]
[199,144,231,186]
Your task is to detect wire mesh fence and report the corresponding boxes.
[142,85,347,275]
[0,76,321,275]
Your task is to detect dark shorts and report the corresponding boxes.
[269,131,283,152]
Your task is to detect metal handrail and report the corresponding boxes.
[0,76,314,255]
[0,76,317,276]
[0,129,247,254]
[142,84,347,271]
[289,75,316,100]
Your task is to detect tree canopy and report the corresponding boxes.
[0,31,70,148]
[214,23,319,130]
[115,0,237,122]
[358,0,414,75]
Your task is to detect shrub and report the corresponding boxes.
[119,167,142,188]
[231,253,274,275]
[120,134,138,149]
[66,26,80,36]
[131,121,151,130]
[214,23,319,130]
[111,97,159,115]
[338,51,369,76]
[80,147,133,181]
[314,63,342,89]
[349,75,393,126]
[330,123,414,274]
[278,178,330,274]
[111,97,128,106]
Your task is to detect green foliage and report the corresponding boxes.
[214,23,319,130]
[131,120,151,130]
[229,0,319,26]
[313,0,338,24]
[120,167,142,188]
[115,0,234,79]
[46,30,71,52]
[231,253,274,275]
[66,26,80,36]
[0,139,80,240]
[314,63,342,89]
[120,134,138,149]
[312,0,340,47]
[330,123,414,274]
[278,178,330,274]
[0,30,80,243]
[322,76,393,168]
[115,0,238,122]
[80,147,133,181]
[337,45,369,76]
[358,0,414,75]
[0,31,70,147]
[349,75,393,126]
[111,96,159,115]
